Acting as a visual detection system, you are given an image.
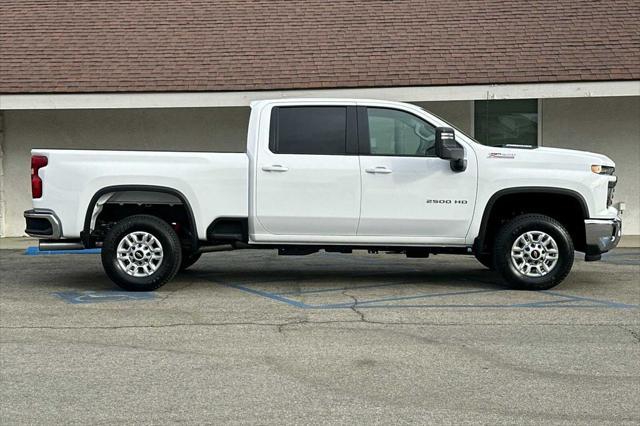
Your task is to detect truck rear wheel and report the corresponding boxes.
[493,214,574,290]
[101,214,182,291]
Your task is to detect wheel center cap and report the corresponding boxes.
[531,250,540,259]
[134,251,144,259]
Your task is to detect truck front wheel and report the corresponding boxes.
[101,214,182,291]
[493,214,574,290]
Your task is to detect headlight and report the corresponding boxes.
[591,165,615,175]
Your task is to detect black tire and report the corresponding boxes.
[179,251,202,271]
[101,214,182,291]
[474,252,494,270]
[493,214,574,291]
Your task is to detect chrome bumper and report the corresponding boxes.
[584,217,622,259]
[24,209,62,239]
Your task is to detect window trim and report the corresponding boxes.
[357,106,439,158]
[268,105,358,156]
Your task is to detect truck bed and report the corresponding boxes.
[32,149,249,239]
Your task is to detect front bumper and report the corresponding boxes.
[24,209,62,239]
[584,216,622,260]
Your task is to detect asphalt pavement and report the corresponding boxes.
[1,247,639,425]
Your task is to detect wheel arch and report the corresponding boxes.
[475,187,589,254]
[82,185,198,248]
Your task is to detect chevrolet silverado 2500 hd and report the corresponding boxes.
[24,99,622,291]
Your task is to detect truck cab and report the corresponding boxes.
[24,99,622,291]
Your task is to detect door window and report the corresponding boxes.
[270,106,348,155]
[366,108,437,157]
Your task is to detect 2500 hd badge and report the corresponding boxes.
[426,199,468,204]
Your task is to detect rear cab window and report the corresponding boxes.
[269,106,357,155]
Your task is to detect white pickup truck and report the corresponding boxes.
[24,99,622,291]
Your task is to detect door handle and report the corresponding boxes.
[262,165,289,172]
[365,166,392,174]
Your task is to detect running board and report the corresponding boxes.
[39,240,88,251]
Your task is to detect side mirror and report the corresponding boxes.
[435,127,467,172]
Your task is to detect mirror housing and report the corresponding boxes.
[435,127,467,172]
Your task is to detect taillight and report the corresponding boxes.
[31,155,48,198]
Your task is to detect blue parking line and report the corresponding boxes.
[542,290,638,309]
[279,281,414,295]
[508,299,576,308]
[223,281,639,310]
[321,288,507,308]
[25,246,101,255]
[224,284,510,309]
[347,303,635,309]
[224,283,308,308]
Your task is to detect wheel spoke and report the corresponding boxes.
[116,230,164,278]
[511,230,559,278]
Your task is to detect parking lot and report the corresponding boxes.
[1,247,639,424]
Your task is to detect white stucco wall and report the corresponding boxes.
[0,111,5,237]
[0,98,637,238]
[541,96,640,235]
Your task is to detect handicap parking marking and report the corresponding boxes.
[25,246,101,256]
[53,291,156,304]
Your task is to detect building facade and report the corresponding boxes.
[1,1,638,240]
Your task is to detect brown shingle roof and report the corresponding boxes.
[1,0,639,94]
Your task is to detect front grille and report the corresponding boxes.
[601,165,615,175]
[607,178,616,207]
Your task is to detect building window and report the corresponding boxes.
[474,99,538,146]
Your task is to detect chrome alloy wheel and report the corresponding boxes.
[510,231,559,278]
[116,231,164,277]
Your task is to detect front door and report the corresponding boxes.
[357,107,477,241]
[255,105,361,237]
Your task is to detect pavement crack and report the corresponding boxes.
[617,325,640,343]
[1,319,374,332]
[342,289,366,322]
[276,318,310,333]
[3,322,639,332]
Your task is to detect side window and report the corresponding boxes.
[366,108,436,157]
[270,106,347,155]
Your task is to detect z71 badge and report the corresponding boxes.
[488,152,516,159]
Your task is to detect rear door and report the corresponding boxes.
[255,104,361,236]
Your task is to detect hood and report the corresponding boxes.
[477,144,615,168]
[532,147,614,166]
